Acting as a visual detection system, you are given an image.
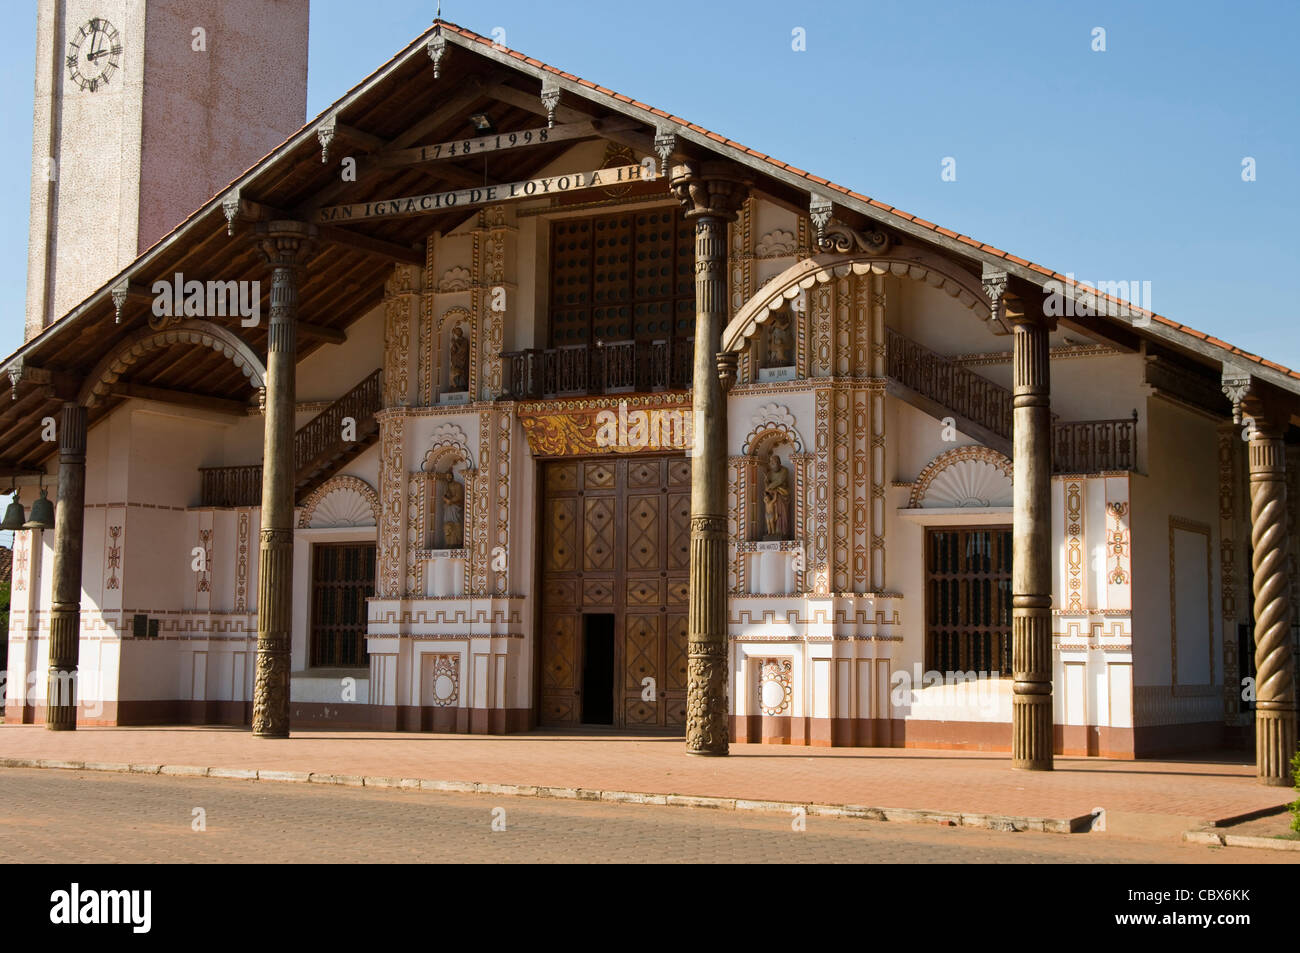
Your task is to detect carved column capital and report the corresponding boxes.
[255,220,320,271]
[1222,368,1297,435]
[669,162,748,222]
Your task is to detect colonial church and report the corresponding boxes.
[4,3,1296,782]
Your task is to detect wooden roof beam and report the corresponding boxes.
[293,79,496,217]
[107,382,252,416]
[316,224,425,266]
[488,83,663,159]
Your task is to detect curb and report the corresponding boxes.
[0,756,1091,835]
[1183,827,1300,852]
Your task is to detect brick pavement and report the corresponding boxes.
[0,725,1291,833]
[0,769,1287,864]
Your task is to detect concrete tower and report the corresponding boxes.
[26,0,311,340]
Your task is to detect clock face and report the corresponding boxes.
[66,18,122,92]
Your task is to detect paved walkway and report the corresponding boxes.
[0,725,1290,835]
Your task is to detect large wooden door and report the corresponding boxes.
[539,455,691,729]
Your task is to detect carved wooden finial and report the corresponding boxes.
[540,78,561,128]
[317,113,337,164]
[428,31,448,79]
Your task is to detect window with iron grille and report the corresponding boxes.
[924,527,1013,676]
[309,543,376,669]
[549,208,695,349]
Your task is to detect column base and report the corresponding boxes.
[1012,690,1053,771]
[1254,706,1297,786]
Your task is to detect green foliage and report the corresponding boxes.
[1291,749,1300,834]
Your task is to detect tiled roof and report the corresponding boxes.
[434,20,1298,387]
[10,17,1295,401]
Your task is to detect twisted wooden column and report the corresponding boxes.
[252,221,317,738]
[1246,409,1295,785]
[671,162,747,756]
[46,402,87,730]
[1009,307,1054,770]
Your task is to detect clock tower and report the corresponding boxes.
[26,0,310,340]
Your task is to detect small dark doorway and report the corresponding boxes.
[581,614,615,725]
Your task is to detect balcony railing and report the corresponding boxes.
[199,465,263,509]
[198,369,383,507]
[1053,413,1138,474]
[502,338,693,400]
[886,326,1014,440]
[885,326,1135,473]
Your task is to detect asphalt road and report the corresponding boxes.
[0,767,1285,864]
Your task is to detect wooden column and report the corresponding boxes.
[1223,371,1296,785]
[252,220,317,738]
[46,402,87,730]
[1008,297,1054,770]
[671,161,747,756]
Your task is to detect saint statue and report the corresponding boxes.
[442,472,465,549]
[448,325,469,392]
[766,312,793,368]
[763,453,791,540]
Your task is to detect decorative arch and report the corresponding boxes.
[298,476,381,528]
[722,248,993,354]
[421,423,471,473]
[78,321,267,407]
[908,446,1013,509]
[438,306,472,333]
[742,403,805,455]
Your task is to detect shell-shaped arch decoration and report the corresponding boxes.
[721,249,993,355]
[298,476,381,528]
[908,446,1013,509]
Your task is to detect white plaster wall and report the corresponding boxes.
[1128,395,1223,726]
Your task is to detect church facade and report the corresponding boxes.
[3,10,1296,773]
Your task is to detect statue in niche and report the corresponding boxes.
[448,325,469,392]
[765,311,793,368]
[442,471,465,549]
[762,453,792,540]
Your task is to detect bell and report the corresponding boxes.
[23,488,55,531]
[1,494,25,531]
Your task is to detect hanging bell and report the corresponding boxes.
[23,488,55,531]
[1,494,25,531]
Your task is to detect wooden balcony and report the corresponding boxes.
[502,338,693,400]
[1053,413,1138,474]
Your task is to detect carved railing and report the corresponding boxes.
[294,369,382,478]
[199,465,263,509]
[886,326,1013,439]
[885,326,1136,473]
[198,369,383,507]
[1052,413,1138,474]
[502,338,693,399]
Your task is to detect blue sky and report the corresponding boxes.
[0,0,1296,369]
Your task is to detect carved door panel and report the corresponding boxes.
[539,455,691,731]
[622,613,661,725]
[540,613,578,724]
